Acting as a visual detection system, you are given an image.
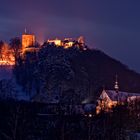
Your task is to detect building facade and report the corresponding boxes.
[22,33,35,51]
[96,90,140,114]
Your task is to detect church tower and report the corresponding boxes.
[22,28,35,52]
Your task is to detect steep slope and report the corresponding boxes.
[13,46,140,103]
[71,49,140,96]
[0,66,13,80]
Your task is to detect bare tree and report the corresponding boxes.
[9,37,21,62]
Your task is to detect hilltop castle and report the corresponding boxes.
[21,29,87,53]
[47,36,86,49]
[0,30,87,65]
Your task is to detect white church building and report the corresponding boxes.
[96,76,140,114]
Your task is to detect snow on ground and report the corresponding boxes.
[0,65,13,80]
[0,65,30,101]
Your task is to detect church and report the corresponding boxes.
[96,76,140,114]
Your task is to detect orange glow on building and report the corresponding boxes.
[48,39,62,46]
[47,38,74,48]
[63,38,74,48]
[64,41,73,48]
[22,34,35,51]
[47,36,86,50]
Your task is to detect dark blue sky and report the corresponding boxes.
[1,0,140,72]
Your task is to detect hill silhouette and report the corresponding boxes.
[14,46,140,103]
[71,49,140,96]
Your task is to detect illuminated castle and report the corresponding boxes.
[22,29,35,52]
[48,38,62,46]
[47,36,86,49]
[47,38,74,48]
[21,28,86,52]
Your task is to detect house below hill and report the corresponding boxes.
[96,89,140,114]
[96,76,140,114]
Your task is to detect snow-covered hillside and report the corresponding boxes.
[0,65,13,80]
[0,65,30,101]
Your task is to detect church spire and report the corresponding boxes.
[114,74,119,93]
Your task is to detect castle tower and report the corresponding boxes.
[22,29,35,51]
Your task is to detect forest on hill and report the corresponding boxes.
[0,43,140,140]
[13,44,140,104]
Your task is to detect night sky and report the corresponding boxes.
[0,0,140,72]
